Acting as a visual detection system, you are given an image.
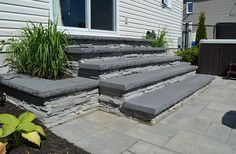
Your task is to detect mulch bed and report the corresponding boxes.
[0,102,90,154]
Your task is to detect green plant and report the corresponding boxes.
[5,20,69,79]
[151,29,168,48]
[195,12,207,47]
[176,47,199,65]
[0,112,46,148]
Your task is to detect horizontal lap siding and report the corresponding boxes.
[0,0,49,40]
[119,0,183,48]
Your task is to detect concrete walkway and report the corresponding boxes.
[51,77,236,154]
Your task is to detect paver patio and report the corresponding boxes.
[51,77,236,154]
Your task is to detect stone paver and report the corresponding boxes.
[129,141,177,154]
[165,131,236,154]
[50,78,236,154]
[75,128,137,154]
[51,118,104,143]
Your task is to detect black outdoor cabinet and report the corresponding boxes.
[198,40,236,76]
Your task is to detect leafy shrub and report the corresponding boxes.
[5,20,69,79]
[176,47,199,65]
[0,112,46,148]
[195,12,207,47]
[151,29,168,48]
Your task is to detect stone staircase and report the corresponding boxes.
[68,36,215,122]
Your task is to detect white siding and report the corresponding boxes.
[0,0,49,40]
[119,0,183,48]
[0,0,183,48]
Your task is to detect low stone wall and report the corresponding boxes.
[6,89,99,128]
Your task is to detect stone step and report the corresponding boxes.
[69,35,152,46]
[122,74,215,121]
[67,47,166,60]
[0,73,99,105]
[78,56,182,79]
[100,64,197,94]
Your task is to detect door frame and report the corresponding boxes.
[49,0,119,37]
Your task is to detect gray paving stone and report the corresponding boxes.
[165,131,236,154]
[51,118,104,143]
[196,109,236,125]
[129,141,177,154]
[124,126,170,146]
[83,111,118,125]
[227,129,236,145]
[122,151,134,154]
[137,123,179,138]
[206,102,236,113]
[198,94,230,103]
[204,89,234,98]
[160,114,210,135]
[76,128,138,154]
[204,122,231,142]
[105,116,138,132]
[124,75,214,116]
[175,99,209,117]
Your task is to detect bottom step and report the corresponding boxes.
[123,74,215,121]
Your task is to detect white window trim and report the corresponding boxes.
[186,2,193,14]
[50,0,119,37]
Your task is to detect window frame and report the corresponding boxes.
[186,2,194,14]
[50,0,119,37]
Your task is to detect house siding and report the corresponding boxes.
[0,0,49,40]
[119,0,183,48]
[184,0,236,38]
[0,0,183,48]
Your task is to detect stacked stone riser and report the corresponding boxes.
[6,89,99,128]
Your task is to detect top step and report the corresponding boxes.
[69,35,152,46]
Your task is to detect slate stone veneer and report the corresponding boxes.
[0,73,99,127]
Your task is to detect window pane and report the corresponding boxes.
[53,0,86,28]
[187,2,193,13]
[91,0,114,31]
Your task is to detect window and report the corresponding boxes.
[162,0,172,8]
[186,2,193,14]
[53,0,116,31]
[91,0,115,31]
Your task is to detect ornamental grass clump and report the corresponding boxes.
[5,20,69,79]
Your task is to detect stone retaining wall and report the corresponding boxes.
[6,89,99,128]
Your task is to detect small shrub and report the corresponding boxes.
[0,112,46,148]
[5,20,69,79]
[151,29,168,48]
[176,47,199,65]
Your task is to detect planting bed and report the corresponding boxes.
[0,102,90,154]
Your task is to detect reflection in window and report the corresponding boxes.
[53,0,86,28]
[91,0,115,31]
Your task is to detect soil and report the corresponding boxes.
[0,102,90,154]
